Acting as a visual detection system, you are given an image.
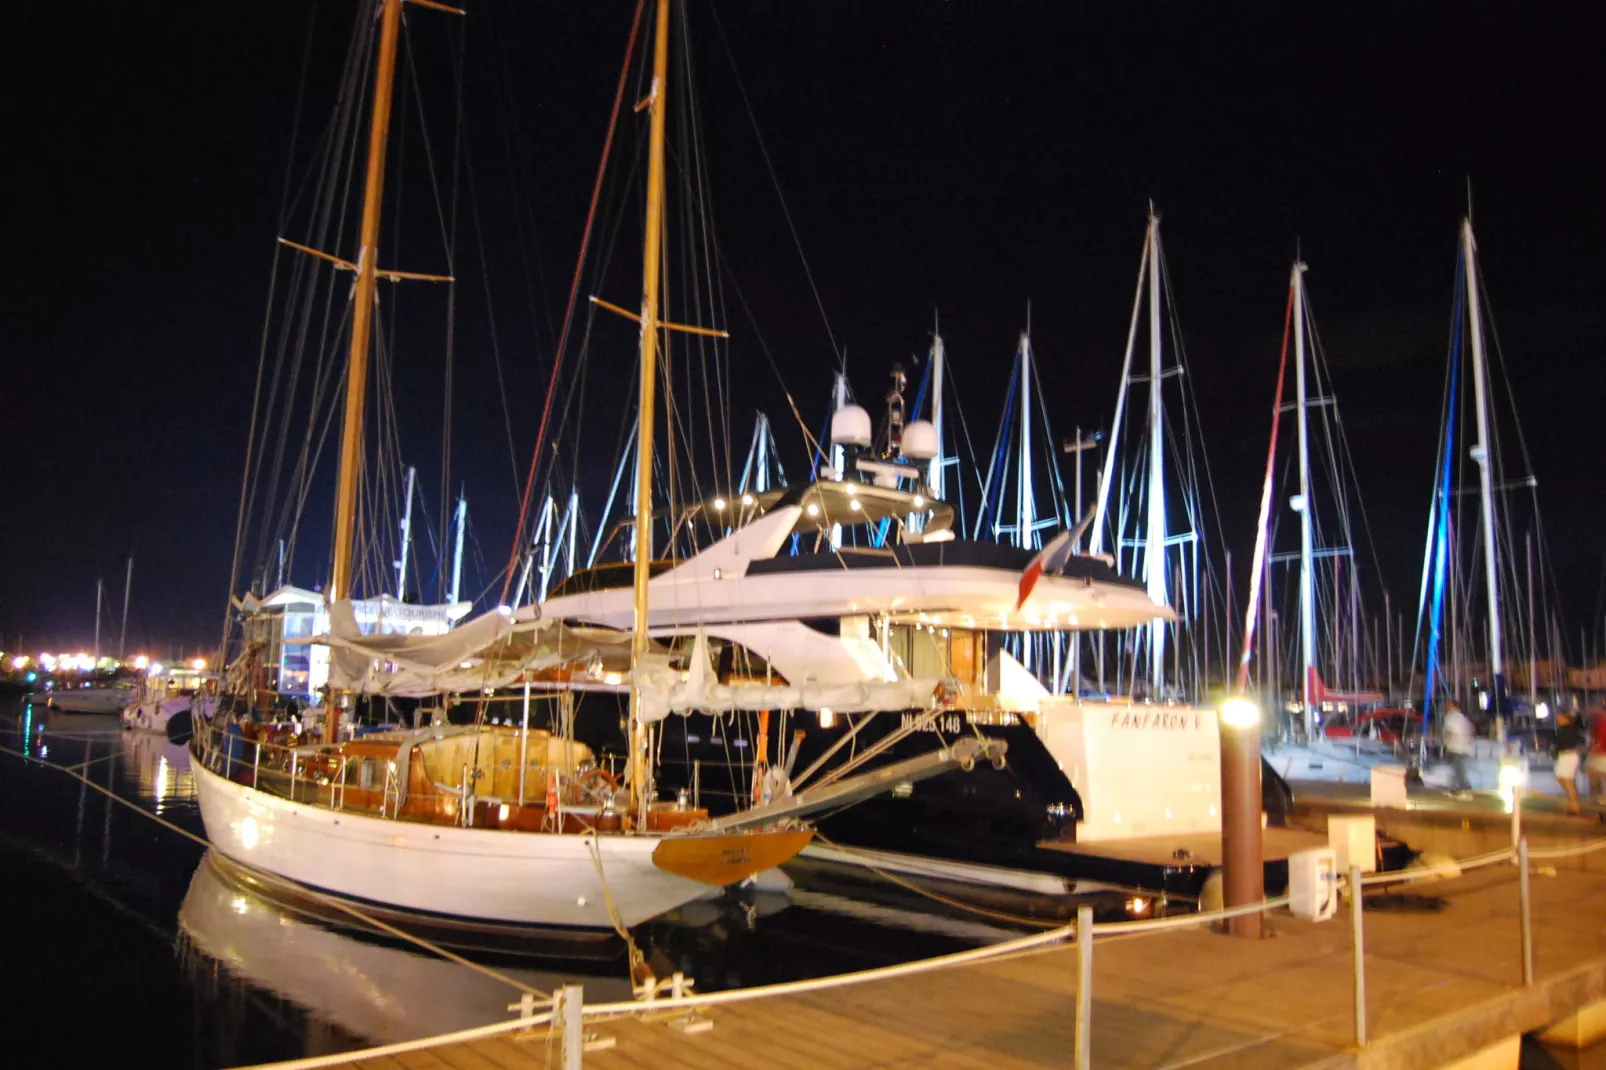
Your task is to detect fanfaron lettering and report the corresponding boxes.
[1108,710,1203,731]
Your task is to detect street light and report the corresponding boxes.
[1219,694,1265,939]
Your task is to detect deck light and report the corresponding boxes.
[741,494,755,506]
[913,495,926,508]
[713,497,727,511]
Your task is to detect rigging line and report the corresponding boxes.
[264,37,374,585]
[459,140,522,497]
[486,0,558,357]
[708,243,824,465]
[1157,243,1229,576]
[500,0,648,606]
[398,12,456,266]
[705,0,840,364]
[224,4,324,654]
[438,15,466,601]
[0,740,549,1000]
[680,3,735,494]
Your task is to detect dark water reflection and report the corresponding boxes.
[0,697,1019,1067]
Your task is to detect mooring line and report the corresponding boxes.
[0,738,550,1001]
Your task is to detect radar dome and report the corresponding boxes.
[830,404,872,448]
[900,420,938,461]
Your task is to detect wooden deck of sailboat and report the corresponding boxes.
[341,865,1606,1070]
[1040,826,1331,869]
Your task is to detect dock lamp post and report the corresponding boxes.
[1220,695,1265,939]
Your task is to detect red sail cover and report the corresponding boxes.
[1307,666,1384,706]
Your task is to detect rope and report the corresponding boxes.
[584,835,650,987]
[0,736,547,1001]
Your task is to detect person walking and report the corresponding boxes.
[1443,700,1475,797]
[1552,709,1584,816]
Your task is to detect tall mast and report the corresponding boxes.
[395,464,416,599]
[1017,328,1034,672]
[94,577,103,662]
[1017,330,1034,554]
[448,493,467,604]
[119,557,133,660]
[929,318,945,502]
[330,0,405,604]
[1293,261,1317,735]
[628,0,673,807]
[1463,219,1504,692]
[1145,213,1167,697]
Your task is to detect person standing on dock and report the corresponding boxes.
[1443,700,1474,796]
[1553,709,1584,815]
[1583,707,1606,804]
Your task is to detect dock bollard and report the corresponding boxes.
[1075,904,1093,1070]
[1350,865,1367,1048]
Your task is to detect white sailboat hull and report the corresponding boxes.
[122,694,214,732]
[191,758,717,929]
[1266,741,1557,794]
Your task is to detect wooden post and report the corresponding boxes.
[561,983,584,1070]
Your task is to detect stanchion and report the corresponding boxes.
[561,983,584,1070]
[1518,838,1533,986]
[1075,904,1093,1070]
[1350,865,1367,1048]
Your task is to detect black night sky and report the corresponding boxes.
[4,1,1603,661]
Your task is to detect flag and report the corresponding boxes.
[1017,528,1077,610]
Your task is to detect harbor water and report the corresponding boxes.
[0,696,1030,1067]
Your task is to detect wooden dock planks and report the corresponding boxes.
[317,865,1606,1069]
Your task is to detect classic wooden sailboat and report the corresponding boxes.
[187,0,1001,931]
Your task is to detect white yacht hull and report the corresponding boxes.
[191,758,718,929]
[42,688,130,714]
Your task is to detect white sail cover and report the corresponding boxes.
[299,604,937,712]
[315,603,521,697]
[632,629,938,722]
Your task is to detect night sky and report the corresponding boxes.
[5,1,1603,659]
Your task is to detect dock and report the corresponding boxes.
[302,816,1606,1070]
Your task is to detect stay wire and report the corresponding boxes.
[500,0,648,606]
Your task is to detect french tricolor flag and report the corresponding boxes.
[1016,527,1077,610]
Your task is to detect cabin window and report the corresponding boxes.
[357,757,378,789]
[887,624,983,688]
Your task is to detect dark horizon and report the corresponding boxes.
[5,1,1603,663]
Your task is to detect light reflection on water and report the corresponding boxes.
[0,696,1020,1065]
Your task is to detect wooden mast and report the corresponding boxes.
[628,0,673,811]
[331,0,405,605]
[325,0,404,744]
